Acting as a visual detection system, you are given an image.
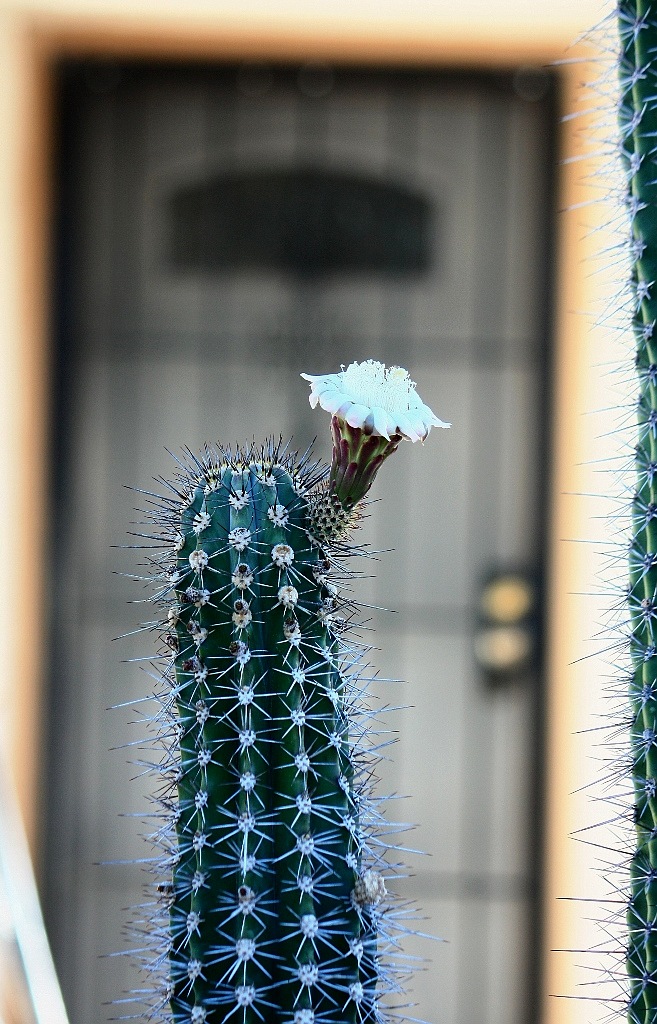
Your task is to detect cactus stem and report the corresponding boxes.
[123,438,434,1024]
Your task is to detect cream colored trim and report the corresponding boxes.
[0,11,51,855]
[1,0,605,60]
[30,15,582,67]
[543,63,601,1024]
[543,55,627,1024]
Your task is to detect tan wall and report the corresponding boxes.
[0,0,611,51]
[0,4,624,1024]
[0,7,52,853]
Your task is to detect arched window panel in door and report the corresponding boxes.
[168,167,433,276]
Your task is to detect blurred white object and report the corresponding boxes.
[0,753,70,1024]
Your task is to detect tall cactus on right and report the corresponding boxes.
[619,4,657,1022]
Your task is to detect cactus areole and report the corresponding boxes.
[132,361,448,1023]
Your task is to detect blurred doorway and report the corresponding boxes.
[46,60,557,1024]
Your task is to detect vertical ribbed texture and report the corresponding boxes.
[131,442,412,1024]
[620,4,657,1021]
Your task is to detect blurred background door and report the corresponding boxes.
[45,60,556,1024]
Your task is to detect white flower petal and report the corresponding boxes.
[370,406,391,440]
[316,380,341,397]
[344,403,372,428]
[336,399,355,419]
[407,412,430,439]
[394,412,422,442]
[321,393,350,415]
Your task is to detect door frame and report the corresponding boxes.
[0,9,608,1024]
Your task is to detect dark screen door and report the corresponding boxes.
[45,60,556,1024]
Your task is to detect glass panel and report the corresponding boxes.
[169,169,432,273]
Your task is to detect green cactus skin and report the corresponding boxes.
[619,4,657,1022]
[131,441,417,1024]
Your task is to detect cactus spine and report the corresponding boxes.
[129,362,447,1023]
[619,4,657,1022]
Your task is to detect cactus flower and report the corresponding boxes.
[301,359,449,442]
[302,360,449,509]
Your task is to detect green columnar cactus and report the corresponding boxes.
[619,5,657,1022]
[130,362,448,1024]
